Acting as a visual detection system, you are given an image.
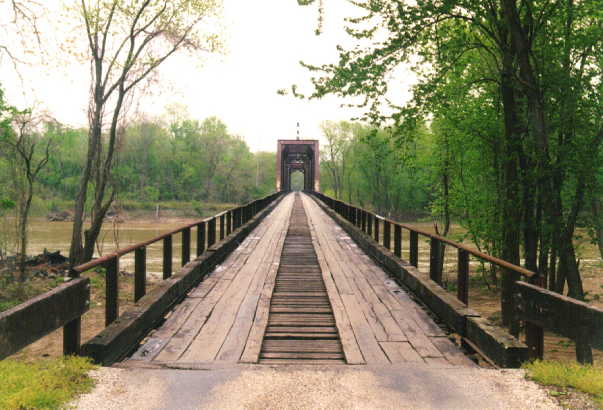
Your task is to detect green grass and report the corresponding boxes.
[0,356,96,409]
[523,360,603,407]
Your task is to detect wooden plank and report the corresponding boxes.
[302,197,365,365]
[430,337,477,367]
[0,278,89,359]
[260,352,345,360]
[218,223,288,362]
[153,198,292,362]
[340,294,390,364]
[179,196,294,362]
[380,341,423,363]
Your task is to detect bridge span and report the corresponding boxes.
[127,193,474,367]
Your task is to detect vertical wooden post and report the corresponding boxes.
[383,220,391,249]
[429,238,442,284]
[219,214,225,241]
[197,222,206,256]
[182,227,190,266]
[410,231,418,267]
[226,211,232,235]
[105,257,119,326]
[63,268,81,355]
[374,217,380,242]
[208,217,216,247]
[394,225,402,258]
[361,210,366,232]
[163,235,172,279]
[525,275,545,361]
[367,213,373,236]
[134,246,146,302]
[457,248,469,305]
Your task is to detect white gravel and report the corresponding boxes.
[70,365,560,410]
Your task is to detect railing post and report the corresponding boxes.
[182,227,190,266]
[163,235,172,279]
[525,275,545,361]
[134,246,146,302]
[197,222,206,256]
[219,213,225,241]
[374,216,380,242]
[384,220,391,249]
[63,268,81,355]
[361,210,366,232]
[367,213,373,236]
[429,238,442,284]
[394,224,401,258]
[105,256,119,326]
[226,211,232,235]
[410,231,418,267]
[457,248,469,304]
[208,217,216,247]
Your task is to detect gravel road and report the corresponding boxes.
[71,364,560,410]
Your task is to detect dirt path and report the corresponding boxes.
[72,364,559,410]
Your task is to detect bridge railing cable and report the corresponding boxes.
[311,191,603,365]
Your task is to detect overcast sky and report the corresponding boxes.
[0,0,414,152]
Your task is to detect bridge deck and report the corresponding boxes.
[130,193,475,367]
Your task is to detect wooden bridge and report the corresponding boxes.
[1,140,602,369]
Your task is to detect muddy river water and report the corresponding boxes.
[26,217,201,279]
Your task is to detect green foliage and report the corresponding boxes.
[523,360,603,406]
[319,120,430,218]
[0,356,96,409]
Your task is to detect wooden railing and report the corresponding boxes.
[0,277,90,360]
[62,192,281,356]
[312,192,602,364]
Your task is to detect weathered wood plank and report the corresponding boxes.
[82,194,284,365]
[303,196,365,365]
[179,196,294,362]
[0,278,89,359]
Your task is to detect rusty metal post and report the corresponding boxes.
[134,246,146,302]
[182,227,190,266]
[410,231,418,267]
[429,238,442,284]
[63,268,81,355]
[457,248,469,305]
[394,224,401,258]
[384,220,391,249]
[163,235,172,279]
[197,222,206,256]
[105,256,119,326]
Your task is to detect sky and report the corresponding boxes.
[0,0,415,153]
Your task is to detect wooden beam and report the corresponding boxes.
[0,278,89,359]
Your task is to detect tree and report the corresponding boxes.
[297,0,602,336]
[69,0,222,265]
[0,106,52,277]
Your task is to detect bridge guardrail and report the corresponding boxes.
[312,191,601,365]
[61,192,281,356]
[0,277,90,360]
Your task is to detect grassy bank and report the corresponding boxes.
[0,356,96,409]
[524,360,603,408]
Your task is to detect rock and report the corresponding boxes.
[47,210,73,222]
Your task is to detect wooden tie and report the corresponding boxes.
[259,193,344,364]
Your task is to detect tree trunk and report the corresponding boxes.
[591,196,603,260]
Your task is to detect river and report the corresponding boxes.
[25,217,201,279]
